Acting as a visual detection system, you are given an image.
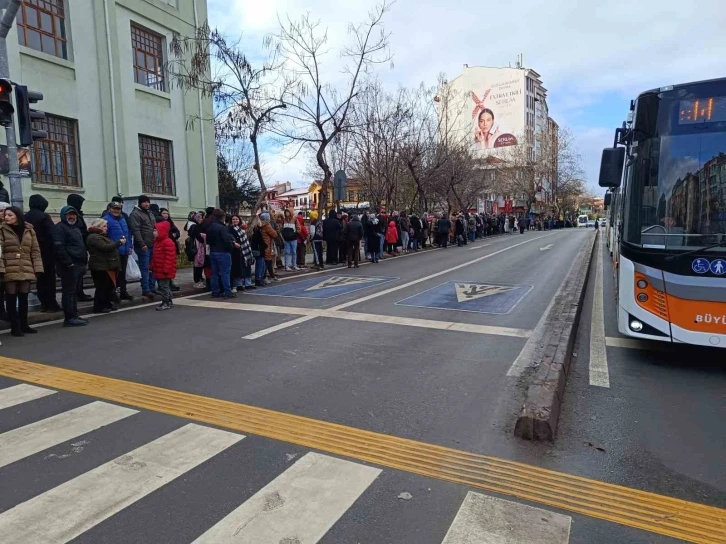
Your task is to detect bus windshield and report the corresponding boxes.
[624,81,726,250]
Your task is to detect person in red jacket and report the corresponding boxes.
[385,220,398,255]
[150,221,177,311]
[295,212,309,269]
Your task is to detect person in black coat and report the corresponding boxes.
[437,214,452,248]
[322,209,342,265]
[455,215,466,246]
[346,214,364,268]
[24,195,60,312]
[364,215,381,263]
[66,193,92,302]
[0,181,9,204]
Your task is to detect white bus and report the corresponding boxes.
[577,215,589,228]
[599,77,726,348]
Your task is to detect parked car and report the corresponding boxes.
[587,220,596,228]
[599,218,607,227]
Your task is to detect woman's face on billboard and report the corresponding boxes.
[478,111,494,133]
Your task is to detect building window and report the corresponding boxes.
[131,24,165,91]
[139,135,175,195]
[17,0,68,59]
[30,114,81,187]
[348,190,355,201]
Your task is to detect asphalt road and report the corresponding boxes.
[0,228,723,544]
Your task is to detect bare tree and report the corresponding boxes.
[347,80,410,208]
[168,22,288,214]
[272,2,393,213]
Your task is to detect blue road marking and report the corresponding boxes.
[247,275,398,299]
[395,281,533,315]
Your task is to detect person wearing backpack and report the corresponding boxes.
[281,208,300,271]
[346,214,364,268]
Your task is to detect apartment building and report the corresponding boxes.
[2,0,217,216]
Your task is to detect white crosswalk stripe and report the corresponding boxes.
[193,452,381,543]
[0,384,56,410]
[442,492,571,543]
[0,391,576,543]
[0,401,137,468]
[0,423,243,544]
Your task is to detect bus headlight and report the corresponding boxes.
[630,320,644,332]
[637,293,648,302]
[636,279,648,289]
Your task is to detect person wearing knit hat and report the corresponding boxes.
[128,195,157,298]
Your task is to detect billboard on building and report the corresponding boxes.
[444,67,525,159]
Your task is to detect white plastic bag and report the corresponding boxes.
[126,254,142,282]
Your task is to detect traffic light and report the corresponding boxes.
[0,79,14,127]
[15,85,47,146]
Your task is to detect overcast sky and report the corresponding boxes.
[207,0,726,192]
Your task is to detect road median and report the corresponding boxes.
[514,230,598,441]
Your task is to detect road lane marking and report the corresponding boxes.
[193,452,380,543]
[175,299,532,339]
[0,384,56,410]
[0,401,137,468]
[540,244,554,251]
[0,423,242,544]
[589,235,610,387]
[0,357,722,543]
[244,233,556,339]
[442,492,571,544]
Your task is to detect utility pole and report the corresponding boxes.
[0,0,23,208]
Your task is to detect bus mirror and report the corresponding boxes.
[604,193,612,207]
[599,147,624,188]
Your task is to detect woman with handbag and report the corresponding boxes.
[0,206,44,336]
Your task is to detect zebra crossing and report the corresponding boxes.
[0,383,572,544]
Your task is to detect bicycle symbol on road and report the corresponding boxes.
[691,258,711,274]
[710,259,726,276]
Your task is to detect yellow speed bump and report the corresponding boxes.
[0,356,724,544]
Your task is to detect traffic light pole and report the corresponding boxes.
[0,1,23,208]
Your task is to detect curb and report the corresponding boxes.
[514,230,599,441]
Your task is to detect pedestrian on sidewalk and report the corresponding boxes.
[309,211,324,270]
[365,214,380,263]
[0,206,43,336]
[160,209,182,292]
[67,194,93,302]
[272,212,285,270]
[206,209,235,298]
[468,214,477,242]
[323,209,341,265]
[187,213,206,289]
[410,213,422,251]
[399,211,410,253]
[338,212,349,264]
[296,212,309,269]
[102,202,133,302]
[24,195,60,312]
[150,220,177,310]
[346,214,363,268]
[455,214,466,246]
[249,215,269,286]
[229,214,254,292]
[385,219,398,255]
[0,202,9,321]
[86,218,124,314]
[259,212,279,283]
[437,214,451,248]
[281,208,300,271]
[53,206,88,327]
[519,216,526,235]
[129,195,157,299]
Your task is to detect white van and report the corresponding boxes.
[577,215,589,228]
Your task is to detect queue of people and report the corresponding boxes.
[0,193,549,338]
